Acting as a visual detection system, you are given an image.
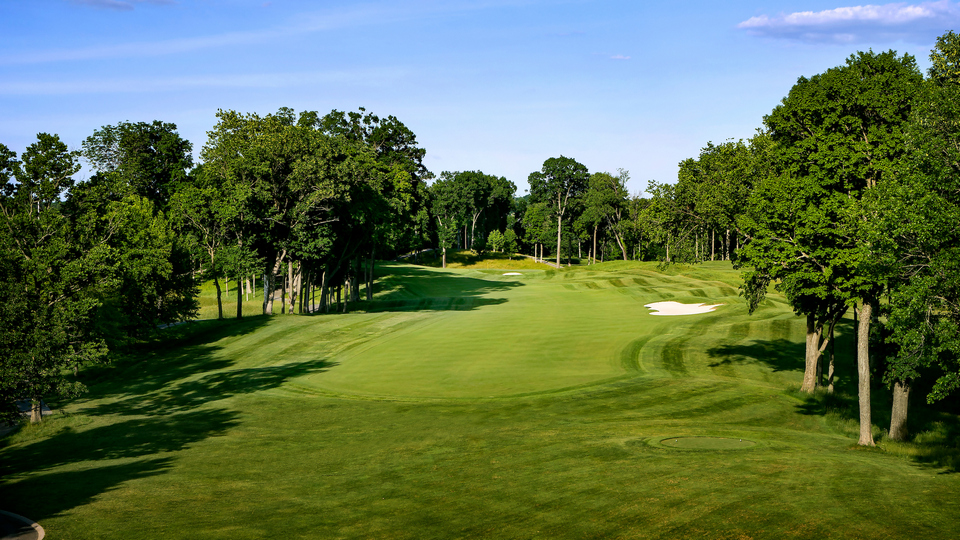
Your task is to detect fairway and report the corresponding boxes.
[2,261,959,539]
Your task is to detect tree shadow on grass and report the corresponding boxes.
[82,358,337,417]
[706,339,806,373]
[77,315,273,405]
[0,408,239,477]
[1,457,174,523]
[0,315,339,522]
[362,262,521,313]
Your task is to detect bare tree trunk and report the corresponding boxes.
[286,260,295,314]
[828,325,836,393]
[615,231,628,261]
[320,271,328,313]
[889,381,911,441]
[725,229,730,261]
[280,268,287,314]
[262,272,269,314]
[252,274,256,301]
[236,275,243,319]
[857,302,876,446]
[801,313,820,393]
[30,398,42,424]
[556,213,562,269]
[592,224,597,265]
[367,248,374,301]
[245,277,251,301]
[214,278,224,320]
[225,277,229,298]
[442,247,447,268]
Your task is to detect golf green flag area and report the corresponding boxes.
[2,261,958,539]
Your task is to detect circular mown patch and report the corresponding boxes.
[660,437,756,449]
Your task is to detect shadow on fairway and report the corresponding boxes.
[364,263,521,312]
[1,457,175,524]
[705,339,806,373]
[78,315,273,404]
[0,314,339,520]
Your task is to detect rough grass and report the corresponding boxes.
[2,261,958,539]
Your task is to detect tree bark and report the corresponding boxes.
[710,229,717,262]
[236,274,243,319]
[857,302,876,446]
[30,398,42,424]
[262,272,269,314]
[801,313,820,393]
[828,325,836,394]
[592,224,597,265]
[280,267,287,314]
[889,381,911,441]
[442,247,447,268]
[214,278,224,320]
[556,211,562,269]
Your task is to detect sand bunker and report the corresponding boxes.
[502,272,523,276]
[645,301,723,316]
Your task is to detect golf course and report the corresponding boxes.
[2,260,959,539]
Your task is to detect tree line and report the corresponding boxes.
[3,33,960,443]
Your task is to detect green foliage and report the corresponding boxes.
[928,30,960,86]
[0,136,112,422]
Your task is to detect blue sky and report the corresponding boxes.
[2,1,957,195]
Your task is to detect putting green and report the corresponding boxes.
[280,261,803,399]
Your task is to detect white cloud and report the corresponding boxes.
[737,1,960,44]
[610,54,631,60]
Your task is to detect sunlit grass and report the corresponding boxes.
[2,261,958,539]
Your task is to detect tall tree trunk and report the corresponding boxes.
[592,223,598,265]
[615,231,628,261]
[442,247,447,268]
[889,381,911,441]
[857,302,876,446]
[280,268,287,314]
[286,260,295,315]
[320,271,328,313]
[236,275,243,319]
[367,248,374,302]
[245,277,251,301]
[30,397,42,424]
[262,272,269,314]
[225,277,229,297]
[828,325,836,393]
[556,213,562,269]
[801,313,820,393]
[710,229,715,261]
[252,274,256,301]
[725,229,730,261]
[214,278,224,320]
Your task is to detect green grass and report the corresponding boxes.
[2,261,959,539]
[418,249,555,270]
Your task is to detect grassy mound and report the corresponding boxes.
[2,261,958,539]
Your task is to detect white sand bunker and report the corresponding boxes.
[502,272,523,276]
[645,301,723,316]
